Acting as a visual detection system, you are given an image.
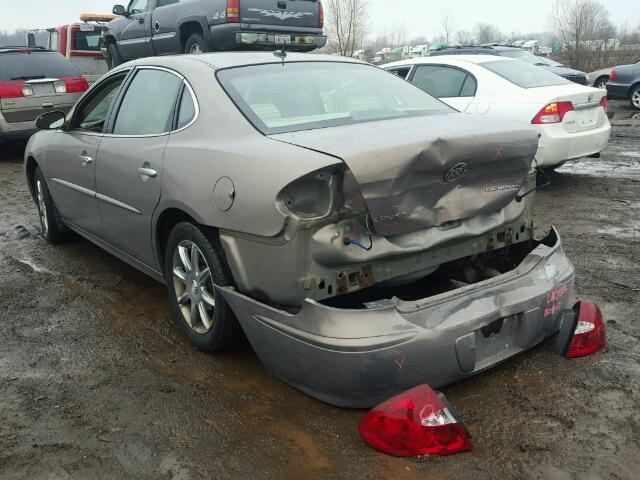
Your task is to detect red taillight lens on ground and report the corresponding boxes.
[0,80,26,99]
[531,101,574,124]
[565,301,607,358]
[359,385,473,457]
[319,1,324,28]
[609,69,618,82]
[61,76,89,93]
[227,0,240,23]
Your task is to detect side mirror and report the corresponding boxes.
[113,4,127,16]
[36,111,67,130]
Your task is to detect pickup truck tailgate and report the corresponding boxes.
[241,0,321,28]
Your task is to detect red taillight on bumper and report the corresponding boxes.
[599,96,608,109]
[0,80,26,99]
[359,385,473,457]
[565,301,607,358]
[62,76,89,93]
[531,101,574,124]
[227,0,240,23]
[609,69,618,81]
[319,1,324,28]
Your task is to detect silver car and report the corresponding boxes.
[25,52,575,408]
[0,47,88,144]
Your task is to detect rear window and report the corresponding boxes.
[481,60,570,88]
[217,62,452,135]
[0,52,79,81]
[72,31,102,52]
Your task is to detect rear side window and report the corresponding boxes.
[0,52,78,81]
[72,31,102,52]
[387,67,411,79]
[411,65,477,98]
[482,60,570,88]
[113,69,182,135]
[176,87,196,129]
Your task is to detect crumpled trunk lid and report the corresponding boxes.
[270,114,539,236]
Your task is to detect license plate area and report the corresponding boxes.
[274,34,291,45]
[30,83,56,96]
[573,107,599,131]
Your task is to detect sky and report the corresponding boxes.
[0,0,638,38]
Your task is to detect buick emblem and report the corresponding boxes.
[444,162,468,182]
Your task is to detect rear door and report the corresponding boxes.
[94,67,183,269]
[117,0,154,59]
[240,0,321,28]
[0,52,83,126]
[151,0,181,54]
[409,64,477,112]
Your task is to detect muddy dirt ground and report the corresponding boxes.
[0,103,639,480]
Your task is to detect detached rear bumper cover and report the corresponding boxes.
[219,228,574,408]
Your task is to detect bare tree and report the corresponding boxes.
[440,8,456,46]
[325,0,369,57]
[474,23,503,44]
[550,0,611,69]
[456,30,475,46]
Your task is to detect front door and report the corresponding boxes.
[409,64,477,113]
[47,72,129,234]
[118,0,153,59]
[151,0,181,54]
[95,67,183,270]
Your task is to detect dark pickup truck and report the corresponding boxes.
[103,0,326,67]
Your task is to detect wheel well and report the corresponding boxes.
[25,156,38,201]
[631,81,640,95]
[179,21,204,50]
[594,74,609,84]
[156,208,219,272]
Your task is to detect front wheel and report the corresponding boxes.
[630,86,640,111]
[164,222,244,351]
[106,43,123,69]
[33,167,71,243]
[593,76,609,89]
[184,33,209,54]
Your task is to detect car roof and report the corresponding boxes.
[122,51,363,71]
[0,47,55,55]
[385,54,514,69]
[433,45,523,54]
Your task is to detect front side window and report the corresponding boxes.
[388,67,411,79]
[73,74,126,132]
[218,62,452,135]
[128,0,148,14]
[113,69,182,135]
[482,60,570,88]
[411,65,476,98]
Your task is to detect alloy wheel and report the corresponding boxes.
[172,240,216,334]
[190,44,202,54]
[36,179,48,236]
[633,89,640,109]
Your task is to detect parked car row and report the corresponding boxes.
[25,51,595,408]
[385,55,611,167]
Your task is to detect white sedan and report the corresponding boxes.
[385,55,611,168]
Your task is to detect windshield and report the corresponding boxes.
[500,49,548,66]
[482,60,570,88]
[538,57,564,67]
[0,52,79,81]
[217,62,453,135]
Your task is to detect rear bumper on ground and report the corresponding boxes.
[209,23,326,51]
[219,228,575,408]
[535,122,611,167]
[606,82,630,100]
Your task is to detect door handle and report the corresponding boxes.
[138,166,157,178]
[79,154,93,166]
[138,17,145,24]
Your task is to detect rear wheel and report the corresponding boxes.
[106,43,123,69]
[593,76,609,89]
[184,33,209,54]
[164,222,243,351]
[33,167,70,243]
[630,86,640,110]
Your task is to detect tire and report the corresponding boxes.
[106,43,124,69]
[593,76,609,89]
[33,167,71,244]
[184,33,209,54]
[164,221,244,352]
[630,85,640,111]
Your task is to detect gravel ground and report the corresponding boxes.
[0,104,638,480]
